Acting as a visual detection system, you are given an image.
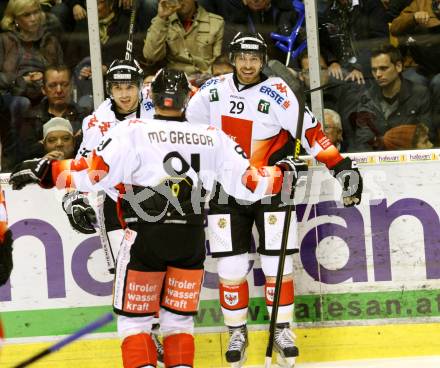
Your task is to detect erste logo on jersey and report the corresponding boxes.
[200,76,224,91]
[259,84,291,110]
[143,100,154,111]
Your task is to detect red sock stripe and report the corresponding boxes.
[121,333,157,368]
[164,333,194,367]
[219,280,249,310]
[265,279,294,306]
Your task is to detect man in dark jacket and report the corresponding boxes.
[18,65,88,161]
[351,44,432,152]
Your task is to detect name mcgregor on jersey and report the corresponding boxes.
[148,130,214,146]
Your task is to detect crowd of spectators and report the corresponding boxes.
[0,0,439,171]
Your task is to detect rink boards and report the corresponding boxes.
[2,149,440,366]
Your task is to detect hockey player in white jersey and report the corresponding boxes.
[186,32,363,367]
[63,58,155,271]
[9,68,307,368]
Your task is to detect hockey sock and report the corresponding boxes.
[163,333,194,367]
[265,279,294,324]
[219,280,249,327]
[121,333,157,368]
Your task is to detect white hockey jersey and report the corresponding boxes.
[51,118,285,205]
[77,92,155,159]
[186,73,343,168]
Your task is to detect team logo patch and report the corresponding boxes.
[268,214,278,225]
[266,286,275,302]
[209,88,219,102]
[258,99,270,114]
[223,291,239,306]
[218,217,227,229]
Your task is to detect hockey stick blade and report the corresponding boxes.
[13,313,114,368]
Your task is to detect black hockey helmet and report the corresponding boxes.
[228,31,268,65]
[105,59,144,95]
[151,68,191,110]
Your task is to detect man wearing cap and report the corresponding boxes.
[42,117,76,160]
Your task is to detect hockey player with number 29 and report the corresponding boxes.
[9,68,305,368]
[186,31,363,368]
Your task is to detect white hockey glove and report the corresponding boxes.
[275,156,308,191]
[332,157,363,207]
[62,191,97,234]
[10,158,53,190]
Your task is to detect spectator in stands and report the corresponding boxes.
[351,44,432,152]
[389,0,440,142]
[143,0,224,76]
[298,51,363,152]
[383,0,412,22]
[41,117,76,159]
[319,0,389,82]
[18,64,87,161]
[199,0,304,64]
[383,123,433,150]
[0,0,64,171]
[65,0,145,108]
[212,53,233,76]
[323,108,345,151]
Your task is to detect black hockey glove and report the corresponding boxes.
[332,157,363,207]
[275,156,308,190]
[10,158,53,190]
[62,191,97,234]
[0,229,13,286]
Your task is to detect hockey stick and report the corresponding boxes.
[124,0,138,61]
[263,59,306,368]
[12,312,114,368]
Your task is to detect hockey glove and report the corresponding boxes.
[62,191,97,234]
[332,157,363,207]
[0,230,13,286]
[10,158,52,190]
[275,156,308,191]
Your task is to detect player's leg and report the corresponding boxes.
[208,200,254,367]
[113,227,166,368]
[256,200,299,367]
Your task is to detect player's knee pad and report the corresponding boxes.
[217,253,249,280]
[113,268,165,316]
[121,332,157,368]
[161,266,203,314]
[260,254,293,277]
[163,333,194,368]
[160,309,194,336]
[117,315,155,339]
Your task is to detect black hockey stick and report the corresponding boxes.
[124,0,138,61]
[263,59,306,368]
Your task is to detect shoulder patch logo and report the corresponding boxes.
[258,99,270,114]
[209,88,219,102]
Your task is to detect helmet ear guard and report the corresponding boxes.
[105,59,144,96]
[151,68,191,111]
[228,31,268,66]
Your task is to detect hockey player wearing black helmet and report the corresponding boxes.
[229,31,268,85]
[151,68,192,117]
[106,59,145,116]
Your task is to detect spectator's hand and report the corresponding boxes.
[44,151,65,160]
[414,11,430,25]
[119,0,133,9]
[102,65,108,75]
[23,72,43,83]
[73,4,87,21]
[345,69,365,85]
[79,66,92,80]
[328,62,344,80]
[158,0,182,20]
